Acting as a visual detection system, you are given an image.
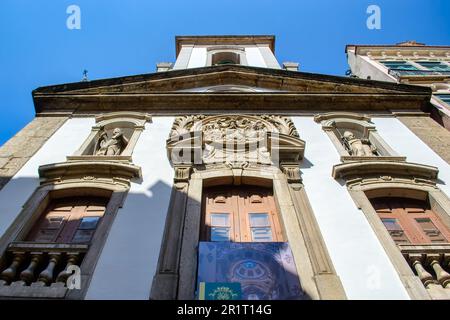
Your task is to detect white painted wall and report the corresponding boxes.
[181,46,274,69]
[2,115,447,300]
[372,117,450,196]
[245,47,267,68]
[0,118,94,240]
[187,47,207,69]
[292,117,410,300]
[347,51,396,82]
[0,116,174,300]
[85,117,174,300]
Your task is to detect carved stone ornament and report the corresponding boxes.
[342,131,377,157]
[281,163,302,183]
[94,127,129,156]
[168,114,301,165]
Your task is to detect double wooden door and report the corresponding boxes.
[372,197,450,244]
[27,197,107,244]
[201,186,284,242]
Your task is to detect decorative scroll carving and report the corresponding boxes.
[260,115,299,138]
[281,163,302,183]
[333,161,438,183]
[174,165,192,183]
[168,114,303,165]
[169,114,299,139]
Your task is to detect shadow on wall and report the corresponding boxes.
[85,179,174,300]
[0,176,310,300]
[0,176,41,237]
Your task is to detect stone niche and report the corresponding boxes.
[314,112,405,162]
[69,112,151,162]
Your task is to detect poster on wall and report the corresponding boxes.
[197,242,303,300]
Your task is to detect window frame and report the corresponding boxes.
[0,183,128,300]
[206,46,248,67]
[201,186,284,243]
[416,61,450,72]
[347,182,450,300]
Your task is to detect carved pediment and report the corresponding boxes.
[38,161,142,188]
[332,161,439,183]
[167,114,304,165]
[32,65,431,114]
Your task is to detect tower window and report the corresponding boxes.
[211,52,240,65]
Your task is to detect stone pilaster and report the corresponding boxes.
[398,116,450,164]
[0,116,69,190]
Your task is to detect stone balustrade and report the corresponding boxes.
[0,242,87,290]
[400,244,450,294]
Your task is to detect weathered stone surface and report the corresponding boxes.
[0,116,68,191]
[399,116,450,164]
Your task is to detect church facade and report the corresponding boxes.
[0,35,450,300]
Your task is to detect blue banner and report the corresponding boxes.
[197,242,303,300]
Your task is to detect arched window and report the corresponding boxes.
[26,196,108,244]
[211,52,240,65]
[369,195,450,245]
[206,46,248,67]
[343,178,450,299]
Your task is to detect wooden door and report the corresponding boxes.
[371,197,450,244]
[27,197,107,244]
[202,186,284,242]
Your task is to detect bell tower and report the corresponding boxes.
[171,35,281,70]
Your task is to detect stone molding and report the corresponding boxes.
[315,112,399,159]
[38,160,142,188]
[167,114,305,165]
[314,112,372,124]
[332,161,439,184]
[72,112,151,160]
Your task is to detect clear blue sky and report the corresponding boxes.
[0,0,449,146]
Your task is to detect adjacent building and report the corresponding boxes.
[346,41,450,130]
[0,35,450,300]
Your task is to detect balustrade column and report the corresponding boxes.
[38,253,61,285]
[56,254,79,283]
[0,252,25,283]
[409,254,435,288]
[20,253,43,284]
[427,254,450,288]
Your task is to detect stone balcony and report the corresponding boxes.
[0,242,87,298]
[400,244,450,299]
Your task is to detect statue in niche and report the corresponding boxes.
[94,127,129,156]
[342,131,377,156]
